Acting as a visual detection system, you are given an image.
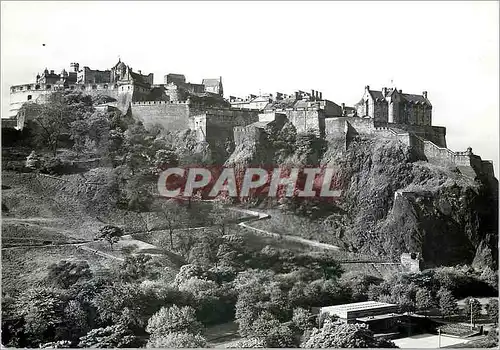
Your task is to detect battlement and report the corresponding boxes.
[10,82,122,93]
[131,100,190,106]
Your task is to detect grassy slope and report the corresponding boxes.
[2,245,115,295]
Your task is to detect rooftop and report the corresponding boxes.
[320,301,398,314]
[356,313,403,322]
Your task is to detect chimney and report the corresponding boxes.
[382,87,387,96]
[138,70,142,75]
[50,70,54,74]
[422,91,428,99]
[319,91,322,100]
[295,91,299,100]
[365,85,370,91]
[398,90,402,94]
[315,91,319,100]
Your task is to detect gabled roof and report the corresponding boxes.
[112,60,126,70]
[401,93,431,106]
[366,88,431,106]
[130,71,145,83]
[368,90,385,101]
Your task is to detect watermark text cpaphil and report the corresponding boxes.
[157,165,343,199]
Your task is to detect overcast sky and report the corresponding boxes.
[2,1,498,174]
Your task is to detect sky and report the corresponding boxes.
[2,1,498,175]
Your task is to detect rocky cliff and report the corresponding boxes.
[226,126,498,269]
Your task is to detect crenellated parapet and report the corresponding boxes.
[10,82,125,93]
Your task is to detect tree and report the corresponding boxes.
[92,283,146,329]
[302,320,397,348]
[46,260,92,289]
[25,92,93,156]
[78,324,141,348]
[415,287,435,317]
[152,148,179,174]
[208,199,232,236]
[59,300,89,341]
[292,307,316,332]
[463,297,482,326]
[438,288,458,320]
[339,273,383,302]
[485,298,499,324]
[308,251,344,280]
[70,111,110,156]
[146,305,202,340]
[122,121,151,175]
[174,264,212,286]
[95,225,123,249]
[14,287,68,346]
[228,337,266,348]
[188,241,213,267]
[146,332,207,348]
[152,200,189,250]
[248,311,295,348]
[119,254,161,282]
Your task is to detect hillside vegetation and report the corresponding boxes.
[226,122,498,269]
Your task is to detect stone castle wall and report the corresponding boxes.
[324,116,494,178]
[130,101,192,132]
[8,83,130,118]
[234,125,263,146]
[276,109,323,135]
[200,109,260,146]
[383,123,447,148]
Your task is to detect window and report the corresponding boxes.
[27,85,31,90]
[27,95,32,101]
[81,85,86,90]
[103,84,108,89]
[92,85,97,90]
[46,85,51,90]
[35,84,40,90]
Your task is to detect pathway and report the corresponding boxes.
[229,206,341,251]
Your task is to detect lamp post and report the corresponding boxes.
[438,328,441,348]
[470,299,474,330]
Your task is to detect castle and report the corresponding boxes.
[5,60,495,179]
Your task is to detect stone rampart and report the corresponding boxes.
[234,125,263,146]
[130,101,192,132]
[271,108,323,135]
[383,123,447,148]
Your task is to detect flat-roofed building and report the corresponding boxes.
[320,301,399,324]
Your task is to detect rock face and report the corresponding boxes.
[324,138,498,269]
[227,127,498,269]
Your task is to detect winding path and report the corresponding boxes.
[228,207,341,251]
